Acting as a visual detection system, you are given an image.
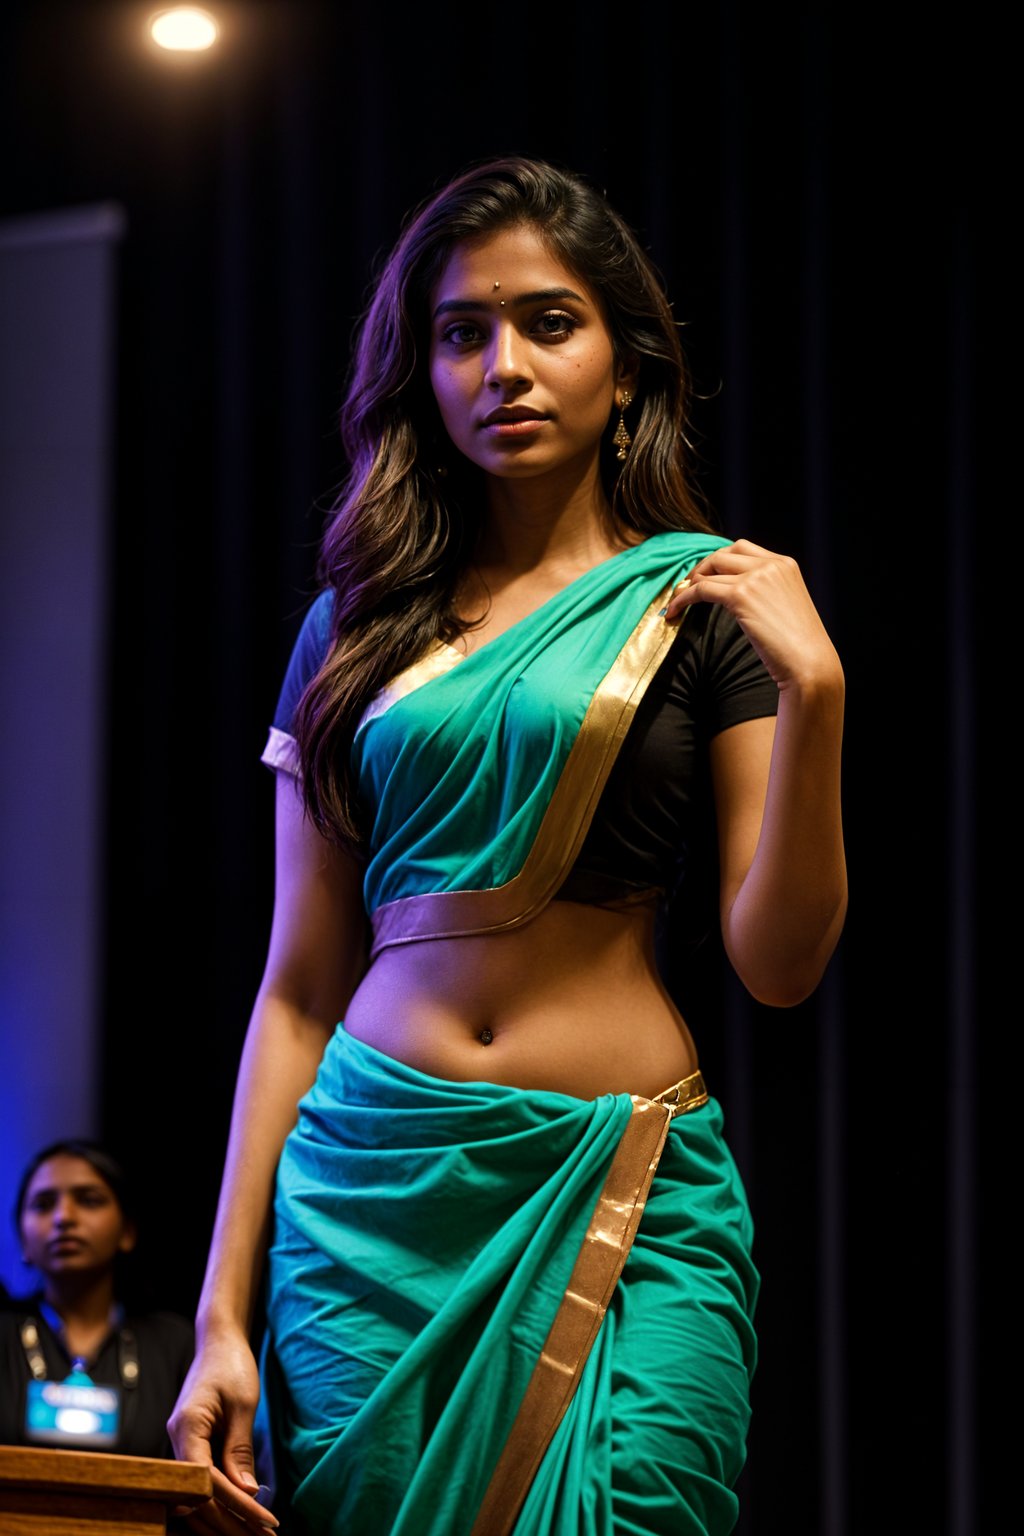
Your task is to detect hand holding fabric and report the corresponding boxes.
[666,539,844,696]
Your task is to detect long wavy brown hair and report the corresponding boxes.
[295,155,718,847]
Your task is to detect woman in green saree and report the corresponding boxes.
[169,158,846,1535]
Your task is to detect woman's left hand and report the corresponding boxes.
[665,539,843,695]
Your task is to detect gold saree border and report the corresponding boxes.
[468,1074,708,1536]
[369,582,683,955]
[357,639,465,731]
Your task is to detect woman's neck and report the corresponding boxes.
[480,466,628,576]
[44,1273,119,1359]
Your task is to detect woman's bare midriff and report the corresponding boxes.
[342,899,700,1101]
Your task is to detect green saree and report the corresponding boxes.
[264,1031,757,1535]
[353,531,729,948]
[262,531,760,1533]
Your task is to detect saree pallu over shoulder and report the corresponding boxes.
[263,1026,758,1536]
[356,530,730,956]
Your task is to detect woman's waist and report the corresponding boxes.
[343,902,699,1098]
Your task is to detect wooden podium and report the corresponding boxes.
[0,1446,212,1534]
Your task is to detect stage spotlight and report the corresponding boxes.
[149,7,219,51]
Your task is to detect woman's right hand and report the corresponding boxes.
[168,1325,279,1534]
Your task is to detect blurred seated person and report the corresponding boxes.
[0,1139,194,1459]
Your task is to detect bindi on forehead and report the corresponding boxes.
[433,229,592,307]
[432,285,590,321]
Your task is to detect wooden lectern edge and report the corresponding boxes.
[0,1446,212,1506]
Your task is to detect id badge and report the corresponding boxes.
[25,1378,121,1449]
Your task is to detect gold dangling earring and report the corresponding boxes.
[613,391,633,461]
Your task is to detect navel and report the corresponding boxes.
[478,1027,494,1046]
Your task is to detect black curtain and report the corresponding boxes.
[1,2,989,1531]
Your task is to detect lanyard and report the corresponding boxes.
[19,1311,140,1391]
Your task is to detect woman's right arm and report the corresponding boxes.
[169,771,367,1533]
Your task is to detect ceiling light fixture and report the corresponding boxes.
[149,7,219,52]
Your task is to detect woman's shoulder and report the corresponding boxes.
[639,526,733,560]
[0,1305,30,1341]
[0,1294,42,1324]
[270,589,336,734]
[628,527,733,582]
[295,587,334,642]
[309,586,335,618]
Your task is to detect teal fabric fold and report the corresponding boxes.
[263,1026,758,1536]
[353,530,729,918]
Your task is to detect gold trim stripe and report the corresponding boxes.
[357,640,465,731]
[370,583,682,955]
[469,1089,686,1536]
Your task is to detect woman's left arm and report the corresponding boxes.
[666,539,848,1007]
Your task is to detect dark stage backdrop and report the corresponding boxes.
[0,3,991,1532]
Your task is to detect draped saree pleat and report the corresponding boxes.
[263,1030,758,1536]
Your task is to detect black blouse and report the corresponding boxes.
[265,591,779,908]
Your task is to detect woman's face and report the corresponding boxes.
[19,1155,136,1281]
[428,224,633,484]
